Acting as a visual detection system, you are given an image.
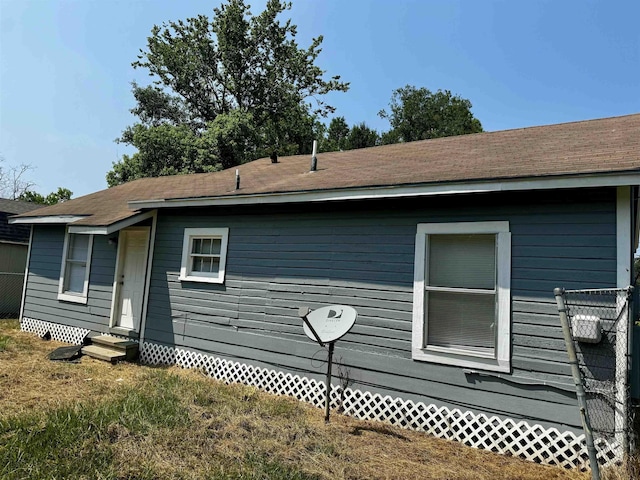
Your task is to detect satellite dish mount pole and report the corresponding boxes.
[324,341,335,423]
[299,305,358,425]
[299,307,334,423]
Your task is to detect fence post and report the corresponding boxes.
[554,288,600,479]
[614,288,631,455]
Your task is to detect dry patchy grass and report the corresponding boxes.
[0,319,592,479]
[0,319,149,417]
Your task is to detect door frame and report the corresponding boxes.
[109,226,151,334]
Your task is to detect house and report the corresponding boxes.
[0,198,39,318]
[10,114,640,468]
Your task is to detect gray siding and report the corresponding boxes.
[145,188,617,432]
[22,225,116,332]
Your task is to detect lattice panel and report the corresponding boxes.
[140,343,329,408]
[140,341,621,469]
[21,317,89,345]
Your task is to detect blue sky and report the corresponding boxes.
[1,0,639,198]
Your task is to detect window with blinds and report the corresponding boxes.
[426,234,497,355]
[412,222,511,372]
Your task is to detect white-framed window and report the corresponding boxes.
[412,221,511,372]
[58,231,93,304]
[179,227,229,284]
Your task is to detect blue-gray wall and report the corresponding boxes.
[22,225,117,332]
[144,187,618,432]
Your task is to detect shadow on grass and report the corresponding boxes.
[350,424,410,441]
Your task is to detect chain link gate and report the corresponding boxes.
[555,287,634,478]
[0,271,24,318]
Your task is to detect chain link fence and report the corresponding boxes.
[555,287,634,474]
[0,271,24,319]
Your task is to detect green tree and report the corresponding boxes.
[19,187,72,205]
[322,116,349,151]
[346,122,379,149]
[108,0,349,186]
[379,85,482,143]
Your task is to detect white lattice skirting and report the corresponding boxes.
[18,318,622,470]
[139,340,621,470]
[21,317,90,345]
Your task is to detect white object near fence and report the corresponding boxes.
[572,315,602,343]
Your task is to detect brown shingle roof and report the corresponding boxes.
[13,113,640,227]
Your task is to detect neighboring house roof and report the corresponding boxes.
[11,113,640,230]
[0,198,40,215]
[0,198,39,243]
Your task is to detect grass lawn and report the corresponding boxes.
[0,319,598,479]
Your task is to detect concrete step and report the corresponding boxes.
[91,335,138,352]
[84,335,139,362]
[81,344,127,363]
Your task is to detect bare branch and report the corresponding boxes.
[0,158,35,199]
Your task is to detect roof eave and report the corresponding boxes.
[8,215,88,225]
[66,210,154,235]
[8,211,154,234]
[66,211,154,235]
[128,171,640,210]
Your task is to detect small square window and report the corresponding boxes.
[179,228,229,284]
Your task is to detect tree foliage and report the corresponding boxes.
[379,85,483,143]
[318,118,379,152]
[108,0,348,186]
[19,187,72,205]
[324,116,349,151]
[347,122,379,150]
[316,85,481,154]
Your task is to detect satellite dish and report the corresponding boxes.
[302,305,357,344]
[299,304,358,424]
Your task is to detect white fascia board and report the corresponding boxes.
[616,186,633,288]
[68,211,154,235]
[8,215,87,225]
[127,172,640,210]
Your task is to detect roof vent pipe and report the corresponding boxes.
[310,140,318,172]
[235,169,240,190]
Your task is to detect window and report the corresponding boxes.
[412,222,511,372]
[179,228,229,283]
[58,231,93,303]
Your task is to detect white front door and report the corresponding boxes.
[114,227,150,331]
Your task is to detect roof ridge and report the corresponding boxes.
[10,113,640,227]
[478,112,640,135]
